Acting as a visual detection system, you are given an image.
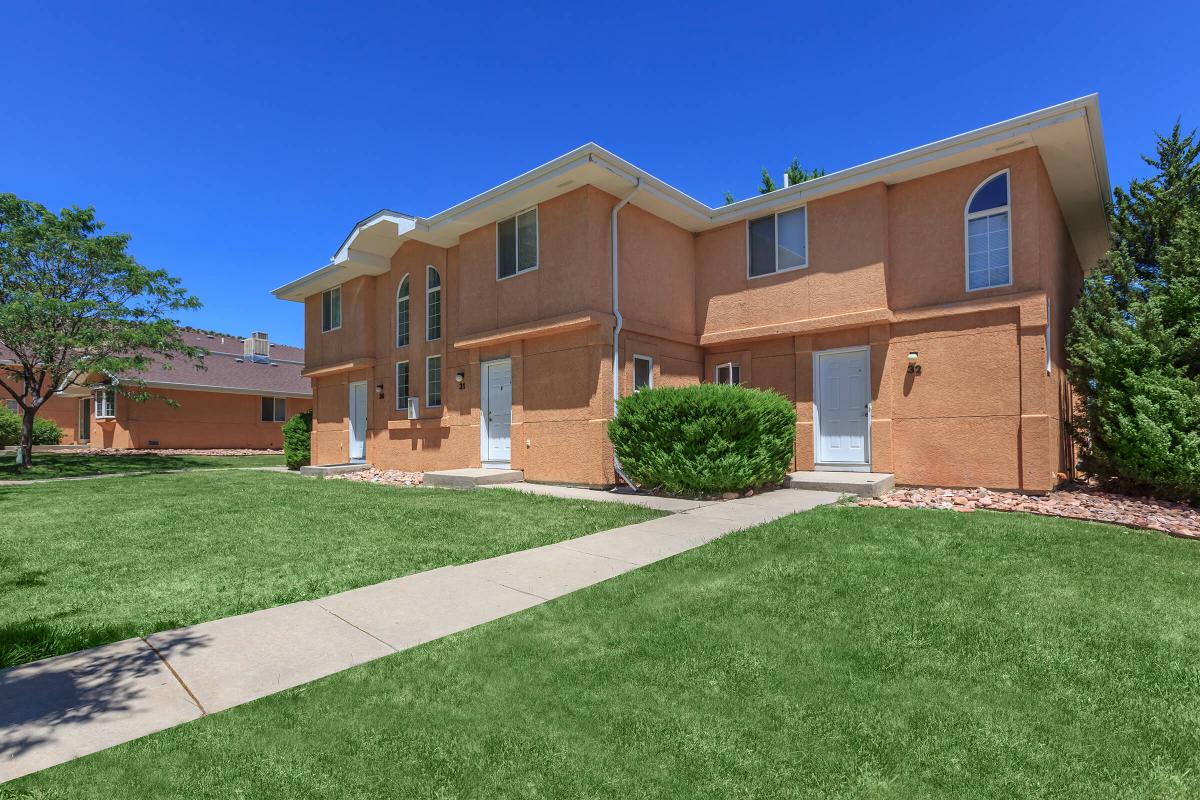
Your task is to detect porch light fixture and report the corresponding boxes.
[907,351,919,362]
[375,383,385,399]
[454,371,465,388]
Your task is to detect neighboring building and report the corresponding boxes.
[4,331,312,449]
[273,96,1110,491]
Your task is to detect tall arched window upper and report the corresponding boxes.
[396,274,410,347]
[426,266,441,341]
[966,171,1011,291]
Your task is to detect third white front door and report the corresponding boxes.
[815,348,870,465]
[482,359,512,466]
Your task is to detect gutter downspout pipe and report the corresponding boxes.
[611,178,642,489]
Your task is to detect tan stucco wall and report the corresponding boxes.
[87,388,310,449]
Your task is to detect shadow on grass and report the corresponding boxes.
[0,453,279,481]
[0,629,209,760]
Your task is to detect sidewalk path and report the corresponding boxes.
[0,487,840,783]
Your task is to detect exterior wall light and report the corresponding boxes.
[907,351,919,362]
[454,371,465,388]
[375,383,385,398]
[906,351,922,375]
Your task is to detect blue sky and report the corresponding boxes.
[3,1,1196,346]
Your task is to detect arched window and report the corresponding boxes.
[965,170,1011,291]
[426,266,441,341]
[396,274,410,347]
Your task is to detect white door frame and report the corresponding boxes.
[348,380,368,463]
[811,345,871,471]
[480,358,512,469]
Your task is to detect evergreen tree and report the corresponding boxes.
[758,168,777,194]
[1067,124,1200,501]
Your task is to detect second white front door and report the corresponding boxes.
[815,348,870,465]
[481,359,512,466]
[348,381,368,463]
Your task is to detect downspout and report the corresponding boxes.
[611,178,641,489]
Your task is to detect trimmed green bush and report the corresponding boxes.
[608,384,796,495]
[32,416,63,445]
[0,409,64,447]
[282,410,313,470]
[0,409,18,447]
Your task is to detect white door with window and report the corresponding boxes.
[348,381,368,463]
[815,348,870,465]
[481,359,512,467]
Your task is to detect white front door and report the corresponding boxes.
[481,359,512,466]
[815,348,870,465]
[348,381,368,463]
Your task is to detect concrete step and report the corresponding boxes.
[299,463,371,477]
[424,468,524,489]
[785,471,895,498]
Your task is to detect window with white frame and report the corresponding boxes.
[966,171,1011,291]
[395,361,410,410]
[426,355,442,407]
[260,396,286,422]
[396,275,410,347]
[633,355,653,391]
[94,388,116,418]
[715,362,741,385]
[497,207,538,279]
[426,266,441,341]
[748,206,807,277]
[321,285,342,332]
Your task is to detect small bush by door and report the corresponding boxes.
[282,411,313,470]
[609,384,796,495]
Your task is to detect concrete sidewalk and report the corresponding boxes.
[0,487,840,783]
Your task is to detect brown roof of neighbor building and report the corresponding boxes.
[1,331,311,398]
[124,331,311,397]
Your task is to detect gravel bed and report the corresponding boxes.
[324,467,424,486]
[859,485,1199,539]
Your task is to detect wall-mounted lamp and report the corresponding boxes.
[375,383,385,399]
[906,351,922,375]
[454,371,465,388]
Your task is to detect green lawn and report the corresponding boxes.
[0,452,285,480]
[6,505,1198,798]
[0,471,660,668]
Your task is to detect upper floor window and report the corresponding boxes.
[426,266,441,341]
[748,206,807,277]
[94,388,116,419]
[321,286,342,332]
[261,396,286,422]
[497,207,538,279]
[633,355,653,391]
[715,362,741,385]
[966,171,1011,291]
[396,275,410,347]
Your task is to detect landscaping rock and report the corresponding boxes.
[85,448,283,456]
[325,467,423,487]
[860,485,1200,540]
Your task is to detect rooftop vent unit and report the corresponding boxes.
[243,332,271,363]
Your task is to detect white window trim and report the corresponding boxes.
[426,266,441,342]
[425,354,442,408]
[964,169,1013,293]
[395,274,410,348]
[395,360,410,411]
[746,205,808,280]
[1046,298,1052,375]
[321,285,342,333]
[633,354,653,391]
[94,388,116,419]
[714,362,741,385]
[496,206,540,281]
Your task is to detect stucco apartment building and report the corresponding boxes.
[274,96,1110,491]
[6,331,312,449]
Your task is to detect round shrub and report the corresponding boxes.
[0,409,18,447]
[283,410,313,470]
[32,416,63,445]
[608,384,796,495]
